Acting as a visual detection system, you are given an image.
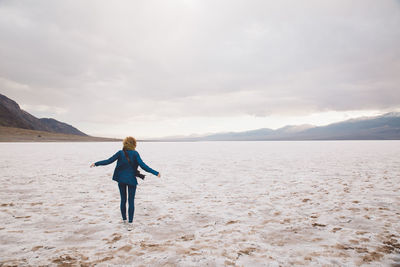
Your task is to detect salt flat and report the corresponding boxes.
[0,141,399,266]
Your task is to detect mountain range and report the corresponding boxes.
[155,112,400,141]
[0,93,86,136]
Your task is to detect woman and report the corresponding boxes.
[90,137,160,228]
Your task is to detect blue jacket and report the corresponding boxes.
[95,150,159,186]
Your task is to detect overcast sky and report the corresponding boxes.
[1,0,399,138]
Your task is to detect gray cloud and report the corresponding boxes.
[0,0,399,135]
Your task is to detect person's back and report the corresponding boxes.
[90,136,160,229]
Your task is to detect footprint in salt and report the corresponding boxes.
[14,215,31,219]
[362,252,384,263]
[312,223,327,227]
[179,234,195,241]
[237,247,258,256]
[349,239,360,245]
[91,255,114,265]
[225,220,239,225]
[140,241,166,252]
[117,245,132,252]
[1,203,15,207]
[356,231,368,235]
[105,233,122,244]
[31,245,43,252]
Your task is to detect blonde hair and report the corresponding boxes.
[123,136,136,150]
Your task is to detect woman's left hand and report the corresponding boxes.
[90,163,95,168]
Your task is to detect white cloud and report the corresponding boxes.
[0,77,31,92]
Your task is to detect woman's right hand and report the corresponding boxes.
[90,163,95,168]
[157,173,161,178]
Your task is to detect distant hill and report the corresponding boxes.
[0,126,121,142]
[291,113,400,140]
[0,93,87,136]
[156,112,400,141]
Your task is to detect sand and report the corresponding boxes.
[0,141,399,266]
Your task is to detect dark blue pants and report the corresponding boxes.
[118,183,137,223]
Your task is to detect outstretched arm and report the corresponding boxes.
[91,151,119,167]
[135,151,160,176]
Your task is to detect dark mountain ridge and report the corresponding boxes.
[0,93,87,136]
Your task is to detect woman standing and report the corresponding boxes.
[90,137,160,228]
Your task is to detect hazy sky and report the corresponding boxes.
[1,0,399,138]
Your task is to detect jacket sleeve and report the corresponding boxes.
[134,151,159,175]
[95,151,119,166]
